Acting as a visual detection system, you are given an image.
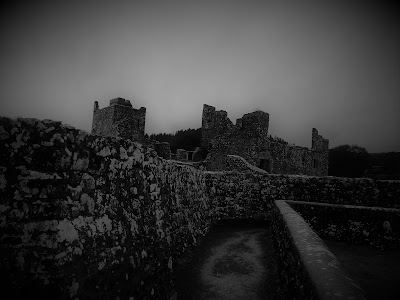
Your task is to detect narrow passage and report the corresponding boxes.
[175,223,280,300]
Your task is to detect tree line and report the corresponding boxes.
[329,145,400,179]
[150,128,202,154]
[150,127,399,179]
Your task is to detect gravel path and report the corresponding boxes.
[175,223,280,300]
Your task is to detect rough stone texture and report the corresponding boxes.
[272,200,366,300]
[311,128,329,176]
[289,200,400,249]
[225,155,269,174]
[0,116,214,299]
[154,142,171,160]
[2,114,400,299]
[205,172,400,220]
[201,104,233,149]
[192,147,207,162]
[201,104,329,176]
[92,98,146,141]
[175,149,188,161]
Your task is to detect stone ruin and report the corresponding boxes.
[91,99,329,176]
[91,98,173,159]
[1,109,399,300]
[92,98,146,141]
[201,104,329,176]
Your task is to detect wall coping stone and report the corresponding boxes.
[275,200,366,300]
[285,200,400,213]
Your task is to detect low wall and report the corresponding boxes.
[205,172,400,220]
[225,155,269,174]
[289,201,400,249]
[272,200,366,300]
[0,117,214,299]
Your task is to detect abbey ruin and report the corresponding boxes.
[91,99,329,176]
[201,104,329,175]
[1,98,399,299]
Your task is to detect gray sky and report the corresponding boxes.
[1,0,399,152]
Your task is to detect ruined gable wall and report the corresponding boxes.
[311,128,329,175]
[0,117,213,299]
[201,104,233,148]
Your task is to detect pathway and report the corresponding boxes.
[175,223,280,300]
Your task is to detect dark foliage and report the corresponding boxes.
[365,152,400,180]
[150,128,202,154]
[267,134,288,145]
[328,145,371,178]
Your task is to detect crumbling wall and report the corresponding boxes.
[311,128,329,176]
[92,98,146,141]
[201,104,329,176]
[0,117,213,300]
[205,172,400,220]
[289,201,400,249]
[175,149,188,161]
[154,142,171,159]
[201,104,233,148]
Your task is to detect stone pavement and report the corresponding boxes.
[175,223,281,300]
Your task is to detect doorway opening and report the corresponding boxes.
[258,159,271,172]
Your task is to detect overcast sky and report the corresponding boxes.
[1,0,399,152]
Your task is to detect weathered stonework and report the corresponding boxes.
[154,142,171,160]
[92,98,146,141]
[289,200,400,249]
[201,104,329,176]
[2,112,400,299]
[192,147,207,162]
[205,172,400,220]
[0,116,213,299]
[272,200,367,300]
[175,149,188,161]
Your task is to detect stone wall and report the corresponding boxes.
[0,117,214,299]
[2,115,400,299]
[225,155,269,174]
[175,149,188,161]
[205,172,400,220]
[272,200,366,300]
[201,104,329,176]
[289,201,400,249]
[92,98,146,141]
[201,104,233,148]
[154,142,171,160]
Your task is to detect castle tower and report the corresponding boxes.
[240,110,269,138]
[92,98,146,141]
